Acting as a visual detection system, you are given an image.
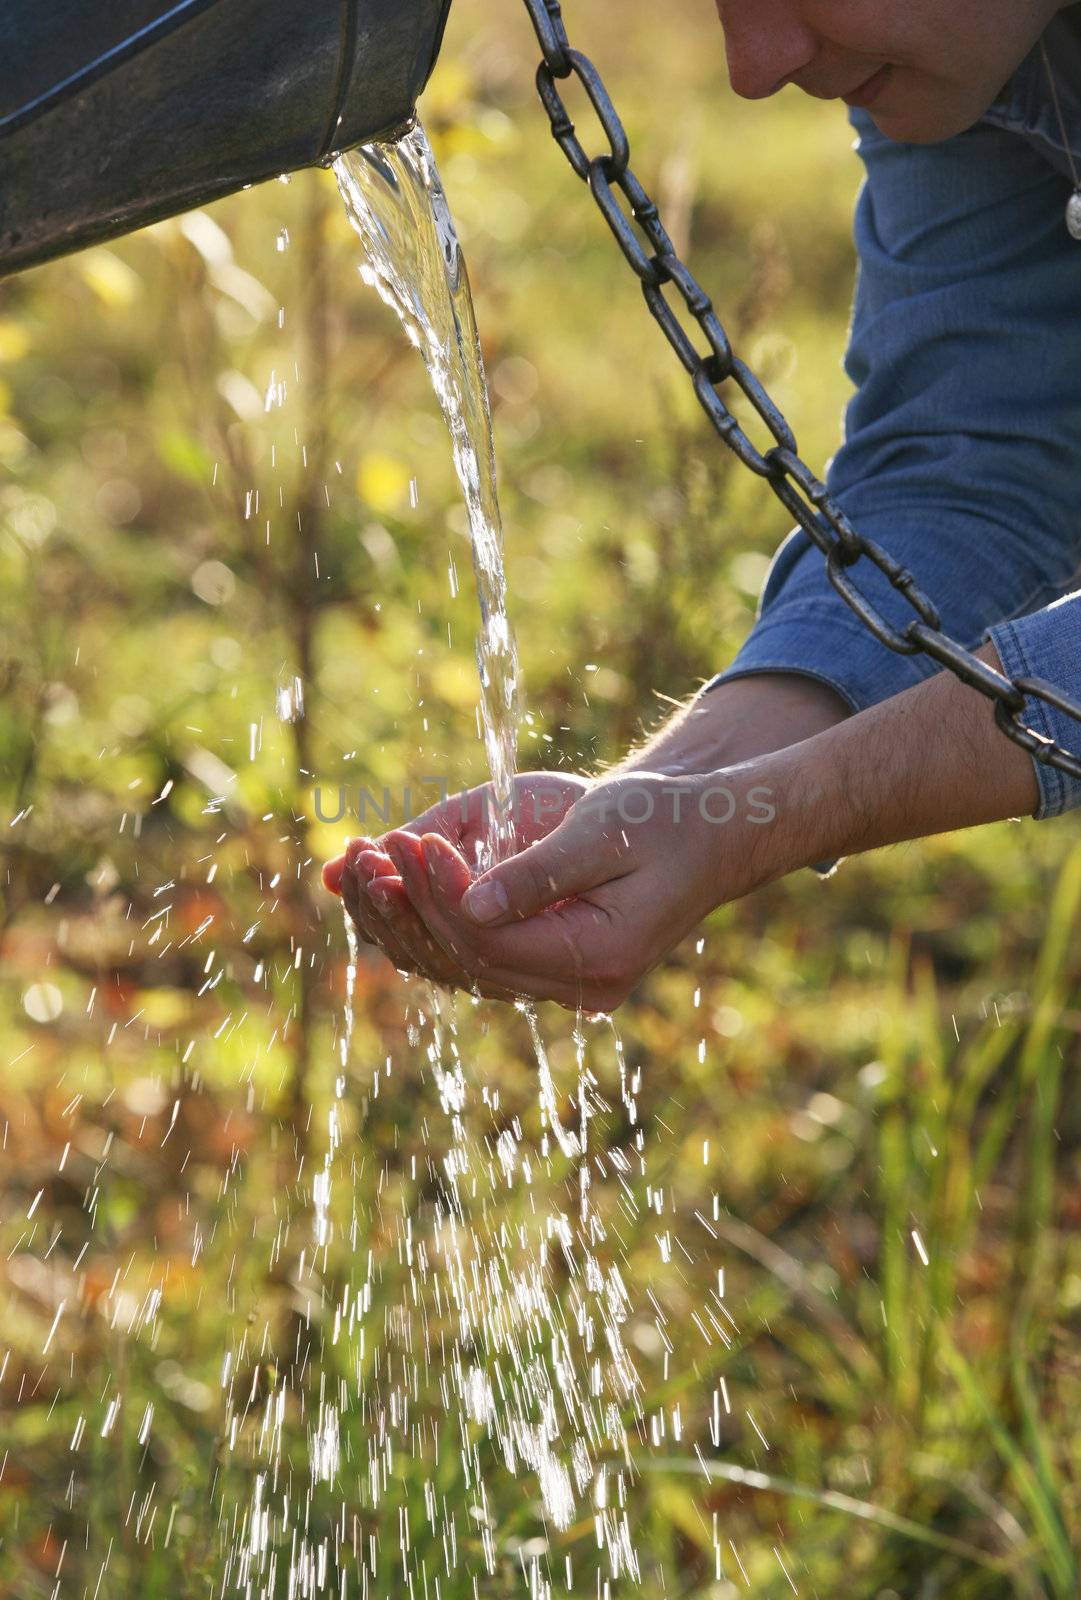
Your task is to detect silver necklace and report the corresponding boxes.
[1040,39,1081,239]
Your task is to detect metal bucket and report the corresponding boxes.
[0,0,452,276]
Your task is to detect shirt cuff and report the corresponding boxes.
[987,595,1081,820]
[703,598,940,713]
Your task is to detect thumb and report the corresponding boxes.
[460,819,606,927]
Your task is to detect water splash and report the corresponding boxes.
[320,122,651,1589]
[213,122,671,1600]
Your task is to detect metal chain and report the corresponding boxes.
[519,0,1081,782]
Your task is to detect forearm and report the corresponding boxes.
[608,672,850,779]
[748,644,1040,886]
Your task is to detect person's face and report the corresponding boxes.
[716,0,1065,143]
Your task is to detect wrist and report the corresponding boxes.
[731,645,1041,883]
[685,759,824,908]
[617,671,851,779]
[697,748,837,902]
[747,740,846,884]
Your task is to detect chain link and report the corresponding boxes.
[518,0,1081,782]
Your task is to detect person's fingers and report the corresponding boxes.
[355,847,396,883]
[363,878,526,999]
[341,845,396,945]
[421,835,539,982]
[335,836,525,995]
[359,840,474,968]
[459,810,623,928]
[349,848,442,972]
[322,835,376,895]
[339,864,375,948]
[348,850,615,1008]
[333,820,631,1010]
[422,832,475,906]
[367,878,593,1005]
[366,848,486,988]
[340,862,417,971]
[395,826,622,990]
[338,849,449,981]
[338,857,375,938]
[365,875,411,919]
[364,878,453,979]
[383,832,479,971]
[351,836,489,991]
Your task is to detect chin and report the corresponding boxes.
[865,82,993,146]
[868,104,986,146]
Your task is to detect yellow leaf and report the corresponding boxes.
[432,656,479,710]
[0,320,30,363]
[79,248,140,307]
[137,988,192,1029]
[357,452,411,515]
[420,59,475,120]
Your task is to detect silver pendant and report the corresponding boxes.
[1067,190,1081,241]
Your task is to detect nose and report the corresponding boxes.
[718,0,818,100]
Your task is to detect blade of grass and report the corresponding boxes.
[1004,842,1081,1598]
[940,1334,1075,1596]
[631,1449,1019,1579]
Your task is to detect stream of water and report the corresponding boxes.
[335,131,519,870]
[320,127,648,1596]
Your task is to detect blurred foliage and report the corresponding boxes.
[2,1,1081,1597]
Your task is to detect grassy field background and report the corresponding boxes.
[2,1,1081,1595]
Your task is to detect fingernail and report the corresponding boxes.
[462,879,510,925]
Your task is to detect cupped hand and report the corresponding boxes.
[326,766,776,1011]
[322,771,589,996]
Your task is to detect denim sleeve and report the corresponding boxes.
[988,594,1081,820]
[707,108,1081,817]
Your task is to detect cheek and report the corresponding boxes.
[802,0,910,54]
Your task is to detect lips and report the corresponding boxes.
[842,64,891,109]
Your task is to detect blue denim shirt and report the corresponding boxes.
[708,12,1081,820]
